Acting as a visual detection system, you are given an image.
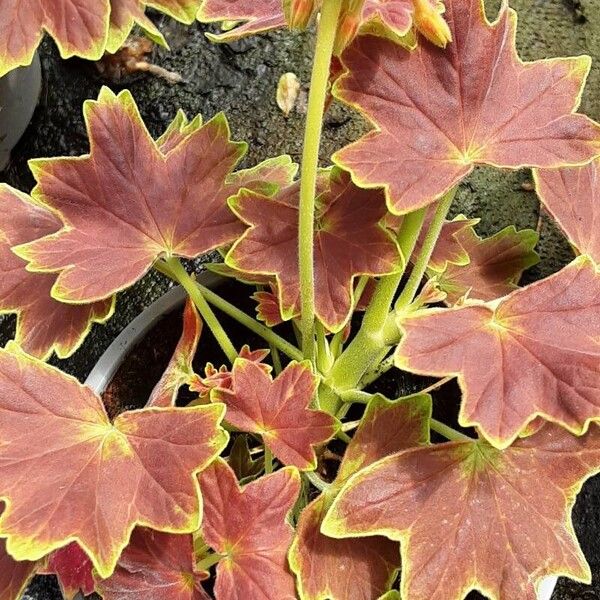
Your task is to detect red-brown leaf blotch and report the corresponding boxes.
[289,394,431,600]
[43,543,94,599]
[435,225,539,304]
[199,458,300,600]
[227,167,403,332]
[0,344,228,578]
[0,185,114,360]
[212,359,336,470]
[95,528,210,600]
[0,0,110,77]
[197,0,288,42]
[148,298,203,408]
[396,256,600,448]
[333,0,600,214]
[14,87,253,304]
[534,157,600,265]
[322,423,600,600]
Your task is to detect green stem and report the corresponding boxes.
[155,260,303,361]
[395,187,458,310]
[357,354,395,388]
[298,0,343,362]
[196,552,224,572]
[328,209,426,394]
[271,344,283,374]
[264,445,273,474]
[164,257,237,363]
[305,471,331,492]
[316,321,333,374]
[430,418,472,442]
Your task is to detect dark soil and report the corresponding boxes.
[0,0,599,597]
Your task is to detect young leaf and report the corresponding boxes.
[435,225,539,304]
[14,87,252,304]
[212,359,337,470]
[95,528,210,600]
[108,0,201,53]
[333,0,600,214]
[0,344,228,578]
[322,423,600,600]
[0,535,36,600]
[289,394,431,600]
[199,458,300,600]
[396,256,600,448]
[0,0,110,78]
[43,543,94,599]
[197,0,288,42]
[534,157,600,264]
[148,298,202,408]
[227,168,403,332]
[0,185,114,360]
[252,286,285,327]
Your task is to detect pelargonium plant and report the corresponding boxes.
[2,0,600,598]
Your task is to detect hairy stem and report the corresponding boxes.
[155,260,303,361]
[298,0,343,362]
[430,419,472,442]
[196,552,224,572]
[395,187,457,310]
[264,445,273,474]
[164,257,237,363]
[327,208,426,395]
[358,354,396,388]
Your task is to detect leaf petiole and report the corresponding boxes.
[264,445,273,474]
[430,419,472,442]
[196,551,225,573]
[155,259,303,361]
[298,0,344,363]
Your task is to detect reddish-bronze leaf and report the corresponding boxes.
[148,298,202,408]
[0,526,37,600]
[108,0,201,52]
[0,343,228,578]
[322,423,600,600]
[227,168,403,331]
[252,286,284,327]
[43,543,94,599]
[0,185,114,360]
[0,0,109,77]
[14,87,252,303]
[199,458,300,600]
[95,528,210,600]
[289,394,430,600]
[197,0,288,42]
[435,225,539,304]
[534,157,600,264]
[213,359,336,470]
[396,256,600,448]
[334,0,600,214]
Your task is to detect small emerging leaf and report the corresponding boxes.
[95,528,210,599]
[323,423,600,600]
[534,157,600,265]
[199,458,300,600]
[334,0,600,214]
[212,359,337,470]
[0,344,228,578]
[396,256,600,447]
[228,435,264,481]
